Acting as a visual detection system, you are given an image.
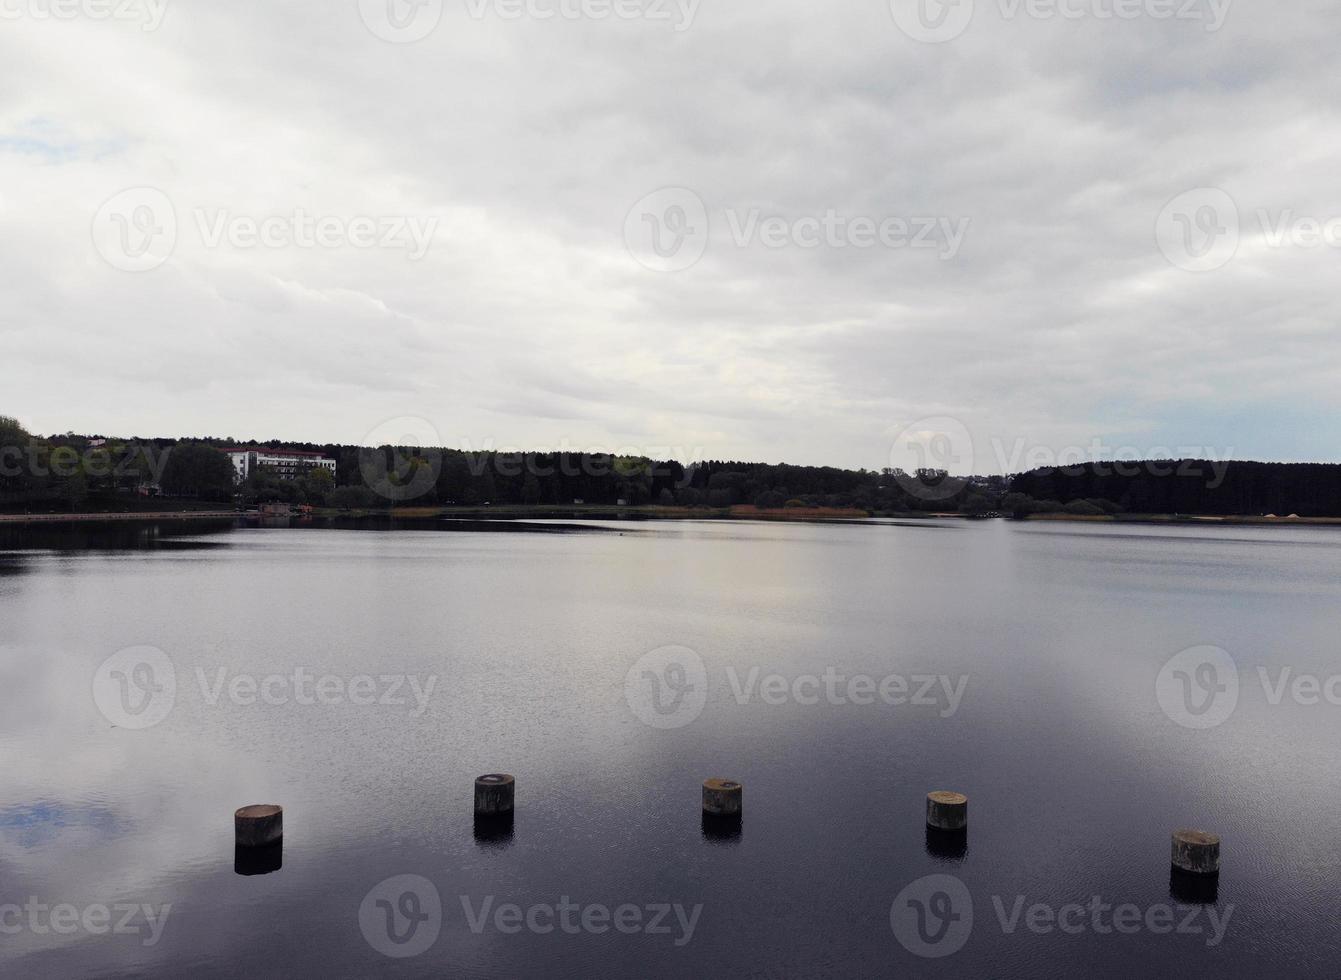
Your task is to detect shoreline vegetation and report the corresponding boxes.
[4,505,1341,527]
[7,415,1341,526]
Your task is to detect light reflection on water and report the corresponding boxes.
[1,519,1339,977]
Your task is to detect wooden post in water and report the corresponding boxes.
[702,779,743,817]
[235,804,283,848]
[1171,829,1220,875]
[926,791,968,831]
[475,774,516,816]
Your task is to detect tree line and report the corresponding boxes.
[5,415,1341,518]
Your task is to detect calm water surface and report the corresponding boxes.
[1,518,1339,977]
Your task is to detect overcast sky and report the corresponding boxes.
[3,0,1338,474]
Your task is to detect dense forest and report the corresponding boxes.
[0,415,980,513]
[5,415,1341,518]
[1008,460,1341,518]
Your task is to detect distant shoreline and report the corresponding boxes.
[0,511,237,524]
[4,505,1341,528]
[1022,513,1341,527]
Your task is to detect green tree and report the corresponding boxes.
[161,444,235,500]
[521,472,541,505]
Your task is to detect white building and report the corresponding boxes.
[224,448,337,484]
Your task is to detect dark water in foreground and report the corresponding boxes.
[1,518,1339,978]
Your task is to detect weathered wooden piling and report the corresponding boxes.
[474,774,516,816]
[702,779,743,817]
[1171,829,1220,875]
[926,825,968,859]
[1169,866,1219,904]
[234,841,283,876]
[474,810,515,846]
[235,804,283,848]
[926,791,968,831]
[701,812,743,842]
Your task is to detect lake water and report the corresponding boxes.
[1,518,1339,977]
